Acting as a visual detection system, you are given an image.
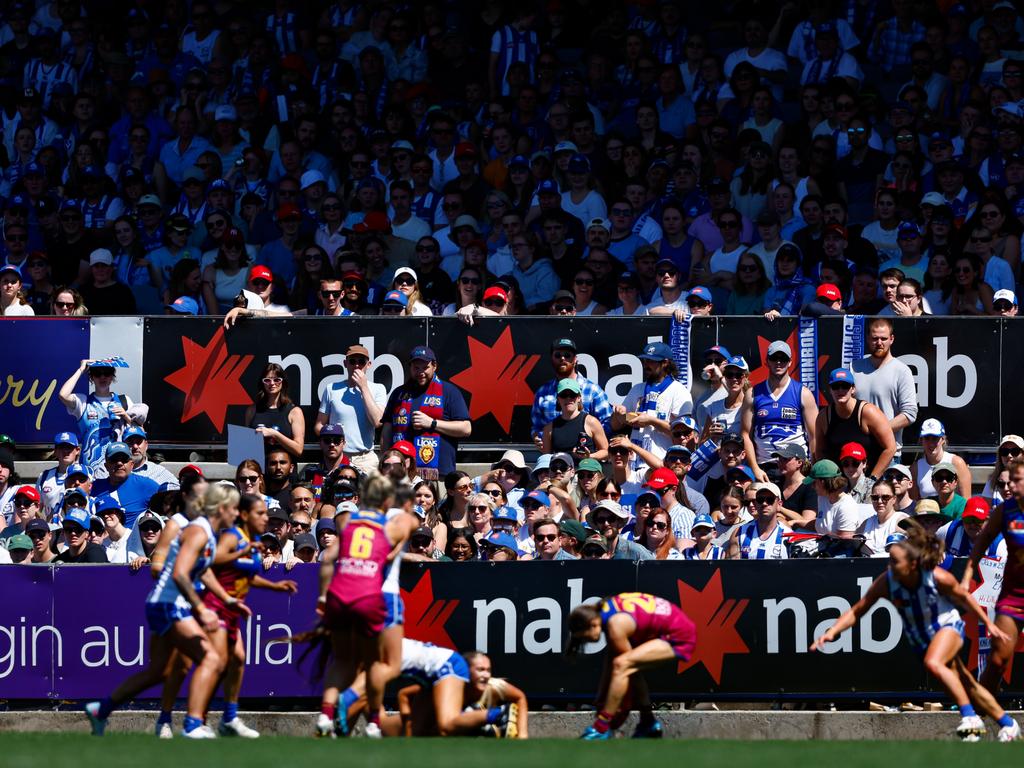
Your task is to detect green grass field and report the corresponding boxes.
[2,734,1023,768]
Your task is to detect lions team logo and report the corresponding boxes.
[418,441,436,466]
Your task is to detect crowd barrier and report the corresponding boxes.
[0,559,1017,702]
[2,315,1018,449]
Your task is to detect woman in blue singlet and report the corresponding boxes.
[814,523,1019,743]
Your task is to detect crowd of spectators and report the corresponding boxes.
[0,0,1023,320]
[0,315,1017,563]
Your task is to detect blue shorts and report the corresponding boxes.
[384,593,405,629]
[433,651,470,685]
[145,602,192,636]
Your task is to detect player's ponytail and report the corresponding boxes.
[897,520,945,571]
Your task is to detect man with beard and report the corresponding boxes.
[851,317,918,458]
[612,342,693,470]
[381,346,470,479]
[530,338,612,448]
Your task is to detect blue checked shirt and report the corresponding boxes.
[531,375,613,438]
[868,18,924,73]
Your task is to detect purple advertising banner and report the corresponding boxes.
[1,564,322,700]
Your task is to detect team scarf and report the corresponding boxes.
[798,316,818,397]
[391,376,445,480]
[773,265,810,316]
[841,314,865,370]
[669,313,692,388]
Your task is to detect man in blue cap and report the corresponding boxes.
[54,507,108,563]
[613,341,693,470]
[531,337,612,445]
[94,426,179,489]
[90,442,161,529]
[382,345,470,479]
[37,431,81,516]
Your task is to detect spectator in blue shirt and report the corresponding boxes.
[90,442,160,529]
[156,106,213,190]
[530,337,612,443]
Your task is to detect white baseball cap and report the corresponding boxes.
[994,288,1018,306]
[919,418,945,437]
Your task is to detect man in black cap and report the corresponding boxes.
[382,345,470,479]
[530,337,612,446]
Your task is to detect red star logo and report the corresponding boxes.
[449,327,540,434]
[401,570,460,647]
[748,330,830,404]
[163,328,254,432]
[675,571,749,683]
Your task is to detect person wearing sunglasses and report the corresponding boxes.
[201,227,251,314]
[645,257,688,314]
[390,266,432,316]
[725,481,790,560]
[54,507,108,563]
[982,435,1024,501]
[936,497,1005,566]
[814,367,896,484]
[912,418,971,501]
[243,362,305,457]
[587,499,653,561]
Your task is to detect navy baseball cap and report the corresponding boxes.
[63,487,90,505]
[481,530,519,553]
[524,489,551,507]
[383,289,409,307]
[317,518,337,533]
[508,154,529,169]
[54,431,79,447]
[105,442,132,459]
[829,368,854,386]
[704,344,732,359]
[409,345,436,362]
[320,423,345,437]
[94,496,125,517]
[536,179,559,195]
[123,426,147,440]
[639,341,673,361]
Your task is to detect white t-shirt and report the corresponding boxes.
[2,302,34,316]
[560,189,607,224]
[104,533,131,564]
[703,397,742,434]
[860,511,909,556]
[391,215,432,243]
[620,379,694,462]
[816,493,870,535]
[709,244,745,275]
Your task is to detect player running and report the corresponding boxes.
[962,456,1024,704]
[814,522,1019,743]
[315,473,418,738]
[161,494,299,738]
[567,592,697,740]
[83,485,247,738]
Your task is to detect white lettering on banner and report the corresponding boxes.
[243,614,294,665]
[473,578,605,655]
[80,625,144,668]
[604,354,644,406]
[0,618,63,678]
[898,337,977,409]
[271,335,415,407]
[765,576,902,654]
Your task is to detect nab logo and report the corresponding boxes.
[450,327,540,434]
[675,571,749,683]
[164,328,254,431]
[401,570,460,648]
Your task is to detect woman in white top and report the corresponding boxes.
[859,189,901,261]
[702,355,747,438]
[858,478,909,556]
[811,460,868,538]
[560,155,607,224]
[442,266,483,317]
[570,266,606,316]
[606,274,648,316]
[698,208,746,294]
[391,267,433,316]
[912,418,972,500]
[0,265,34,315]
[982,435,1024,501]
[202,228,250,314]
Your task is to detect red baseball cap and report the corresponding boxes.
[455,141,478,159]
[276,202,302,221]
[483,286,508,303]
[15,485,40,503]
[391,440,415,459]
[963,496,991,521]
[817,283,842,302]
[839,442,867,462]
[824,223,848,239]
[250,265,273,282]
[178,463,204,479]
[353,210,392,234]
[645,467,679,490]
[340,271,367,284]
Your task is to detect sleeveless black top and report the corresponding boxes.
[824,399,881,470]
